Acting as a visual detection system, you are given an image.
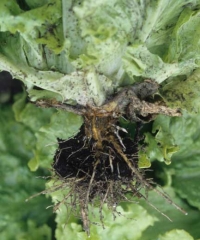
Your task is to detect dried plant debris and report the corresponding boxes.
[29,80,186,236]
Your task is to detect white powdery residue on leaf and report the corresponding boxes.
[37,69,114,106]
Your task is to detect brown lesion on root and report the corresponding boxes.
[36,79,181,121]
[33,80,185,235]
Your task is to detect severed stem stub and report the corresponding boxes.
[33,79,186,236]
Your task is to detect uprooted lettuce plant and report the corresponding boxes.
[1,0,200,239]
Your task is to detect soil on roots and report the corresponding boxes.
[52,115,151,235]
[53,125,138,183]
[30,80,186,236]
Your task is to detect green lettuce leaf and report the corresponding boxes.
[0,104,52,240]
[158,229,194,240]
[165,112,200,210]
[46,181,156,240]
[161,69,200,113]
[29,109,82,170]
[143,115,179,165]
[139,187,200,240]
[137,111,200,239]
[1,1,200,239]
[1,0,200,106]
[11,92,83,170]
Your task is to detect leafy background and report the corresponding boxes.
[1,0,200,239]
[1,73,200,240]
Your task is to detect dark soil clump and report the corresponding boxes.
[53,124,138,183]
[52,115,149,234]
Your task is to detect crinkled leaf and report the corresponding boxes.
[144,115,179,164]
[138,152,151,168]
[12,92,54,132]
[144,132,167,163]
[140,112,200,238]
[10,92,83,170]
[46,181,156,240]
[143,111,200,213]
[29,109,83,170]
[160,111,200,210]
[1,1,200,106]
